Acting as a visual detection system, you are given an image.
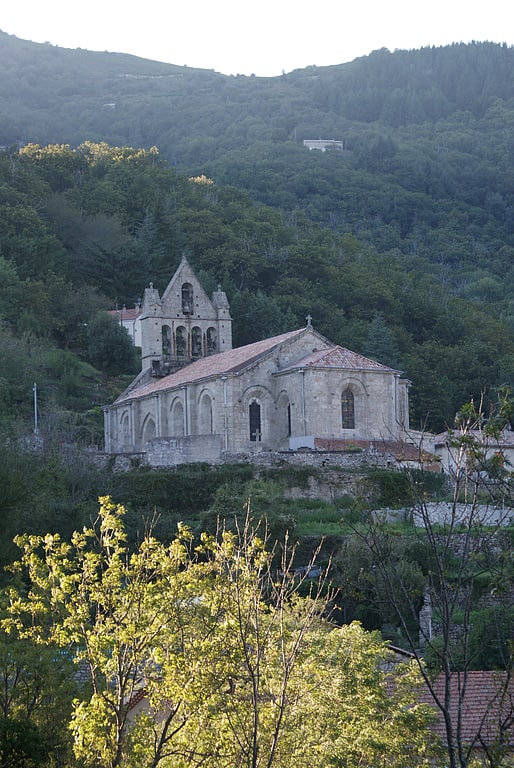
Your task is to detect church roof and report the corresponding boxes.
[113,328,307,404]
[278,345,397,373]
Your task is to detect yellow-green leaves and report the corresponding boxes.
[3,498,437,768]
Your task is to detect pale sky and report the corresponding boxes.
[1,0,512,77]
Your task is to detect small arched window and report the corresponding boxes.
[191,326,202,358]
[120,411,130,447]
[181,283,194,314]
[162,324,171,357]
[176,326,187,357]
[206,327,217,355]
[199,393,213,434]
[341,389,355,430]
[142,416,156,445]
[171,400,185,436]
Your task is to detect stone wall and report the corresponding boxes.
[146,434,223,467]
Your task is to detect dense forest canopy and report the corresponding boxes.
[0,34,513,434]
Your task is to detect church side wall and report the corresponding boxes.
[275,368,403,444]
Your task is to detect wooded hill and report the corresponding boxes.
[1,32,514,435]
[1,39,514,745]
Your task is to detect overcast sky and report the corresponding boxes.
[2,0,512,76]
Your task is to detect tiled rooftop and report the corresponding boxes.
[114,328,305,404]
[279,345,396,372]
[418,671,514,747]
[108,307,142,321]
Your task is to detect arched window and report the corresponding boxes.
[162,324,171,357]
[341,389,355,430]
[277,393,291,439]
[181,283,194,314]
[120,411,130,447]
[171,400,185,436]
[206,326,217,355]
[142,416,156,445]
[176,326,187,357]
[249,400,261,442]
[199,393,213,434]
[191,326,202,358]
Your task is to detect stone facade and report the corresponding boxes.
[139,255,232,375]
[103,260,411,465]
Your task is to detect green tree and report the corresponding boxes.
[86,312,139,377]
[359,388,514,768]
[0,717,49,768]
[0,612,77,766]
[364,311,401,368]
[4,498,436,768]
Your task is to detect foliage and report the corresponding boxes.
[2,497,437,768]
[0,605,78,766]
[86,311,139,377]
[467,606,514,670]
[0,717,50,768]
[356,390,514,768]
[366,468,415,507]
[0,42,513,432]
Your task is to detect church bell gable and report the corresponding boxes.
[140,255,232,375]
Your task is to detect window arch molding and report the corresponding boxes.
[198,390,214,435]
[340,379,367,430]
[341,388,355,430]
[170,397,185,436]
[276,390,292,438]
[241,386,272,444]
[141,414,156,445]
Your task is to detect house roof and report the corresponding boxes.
[277,345,397,373]
[419,671,514,748]
[113,328,307,404]
[108,307,142,321]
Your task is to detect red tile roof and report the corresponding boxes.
[114,328,306,404]
[313,438,437,464]
[108,308,142,321]
[280,346,397,372]
[419,671,514,748]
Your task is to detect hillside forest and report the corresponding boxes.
[0,36,514,438]
[0,34,513,768]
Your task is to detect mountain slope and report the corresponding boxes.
[0,35,514,432]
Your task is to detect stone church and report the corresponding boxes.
[103,257,411,465]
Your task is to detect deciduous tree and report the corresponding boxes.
[3,498,436,768]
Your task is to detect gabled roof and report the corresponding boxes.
[113,328,308,405]
[161,254,211,306]
[277,345,398,373]
[108,307,142,321]
[418,671,514,748]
